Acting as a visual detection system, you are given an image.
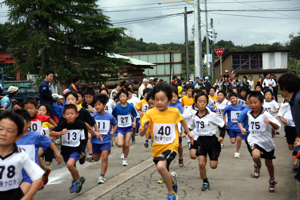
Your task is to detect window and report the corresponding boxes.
[231,53,262,70]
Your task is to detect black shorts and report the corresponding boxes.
[44,147,54,162]
[251,144,276,160]
[188,141,197,150]
[245,140,252,156]
[195,136,221,161]
[153,150,177,171]
[284,126,298,145]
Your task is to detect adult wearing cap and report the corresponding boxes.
[224,70,229,77]
[138,78,148,99]
[148,78,154,89]
[195,78,204,89]
[1,86,18,112]
[203,76,211,93]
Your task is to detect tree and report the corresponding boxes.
[4,0,126,85]
[289,32,300,60]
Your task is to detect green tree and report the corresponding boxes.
[4,0,126,85]
[289,32,300,60]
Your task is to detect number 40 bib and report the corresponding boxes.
[153,123,176,144]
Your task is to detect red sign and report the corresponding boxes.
[215,48,224,58]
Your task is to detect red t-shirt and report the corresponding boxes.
[29,114,50,133]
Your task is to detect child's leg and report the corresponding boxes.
[252,149,261,165]
[20,182,32,196]
[156,160,174,195]
[178,143,183,159]
[230,137,236,144]
[66,158,80,181]
[93,153,101,162]
[265,159,274,180]
[100,150,109,175]
[38,148,46,172]
[236,136,242,152]
[87,133,93,155]
[116,133,125,148]
[190,149,197,159]
[210,160,218,169]
[123,132,131,158]
[198,156,207,179]
[145,131,150,140]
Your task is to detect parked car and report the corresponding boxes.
[0,81,39,101]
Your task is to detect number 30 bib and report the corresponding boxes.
[153,123,176,144]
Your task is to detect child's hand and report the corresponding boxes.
[132,122,136,128]
[189,134,195,145]
[143,120,150,130]
[225,122,228,127]
[241,128,247,135]
[61,129,68,135]
[110,130,114,136]
[264,119,271,124]
[269,110,274,113]
[96,132,103,142]
[181,132,186,138]
[88,105,94,111]
[218,137,223,143]
[281,119,288,126]
[56,153,63,164]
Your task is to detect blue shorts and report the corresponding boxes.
[92,143,111,154]
[116,127,133,135]
[63,152,81,164]
[22,174,33,184]
[133,118,140,133]
[227,129,242,139]
[179,137,182,144]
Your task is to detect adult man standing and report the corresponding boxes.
[138,78,148,99]
[203,76,211,92]
[271,74,278,102]
[69,74,81,92]
[232,74,243,89]
[247,75,254,91]
[262,72,276,91]
[39,70,56,116]
[193,77,199,87]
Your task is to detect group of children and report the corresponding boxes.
[0,77,298,200]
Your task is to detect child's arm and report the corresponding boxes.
[132,117,136,128]
[85,122,103,142]
[50,128,68,137]
[279,116,288,126]
[270,109,279,113]
[264,119,280,130]
[88,105,96,113]
[238,122,247,135]
[137,109,144,116]
[48,118,57,127]
[49,142,62,164]
[222,114,228,127]
[110,124,118,136]
[180,119,194,145]
[140,120,150,137]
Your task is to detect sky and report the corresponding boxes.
[0,0,299,46]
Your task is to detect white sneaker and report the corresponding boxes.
[221,143,224,148]
[234,152,240,158]
[98,176,106,184]
[122,158,128,166]
[121,153,124,159]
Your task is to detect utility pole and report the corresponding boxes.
[194,0,202,79]
[205,0,210,76]
[184,7,189,81]
[210,18,215,82]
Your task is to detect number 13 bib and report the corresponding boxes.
[61,130,81,147]
[153,123,176,144]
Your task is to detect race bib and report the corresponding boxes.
[238,99,246,106]
[231,111,241,122]
[216,104,226,118]
[184,105,191,110]
[17,145,35,162]
[153,123,176,144]
[42,127,50,138]
[28,121,42,134]
[105,105,112,114]
[142,104,149,113]
[264,107,272,113]
[195,119,210,135]
[249,121,266,134]
[117,115,132,127]
[0,159,22,191]
[96,120,110,135]
[61,130,81,147]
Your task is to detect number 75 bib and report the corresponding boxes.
[153,123,176,144]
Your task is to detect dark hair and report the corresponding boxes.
[14,109,31,123]
[84,87,95,96]
[249,91,264,103]
[231,87,238,91]
[77,90,84,98]
[172,88,178,96]
[278,73,300,93]
[154,78,158,82]
[94,94,108,105]
[152,83,172,101]
[38,104,50,115]
[72,74,80,83]
[194,92,209,105]
[196,77,199,79]
[192,89,201,96]
[229,92,238,99]
[215,85,219,89]
[45,70,54,76]
[113,95,119,102]
[181,90,187,94]
[172,76,177,80]
[255,85,262,90]
[65,91,78,100]
[239,86,247,93]
[63,104,77,114]
[234,74,239,78]
[100,88,109,95]
[81,84,89,94]
[118,90,128,98]
[209,87,216,92]
[0,111,24,136]
[126,88,133,93]
[146,91,153,102]
[217,90,226,97]
[113,83,120,89]
[143,88,152,96]
[23,97,38,107]
[264,88,273,97]
[12,101,21,108]
[187,85,194,90]
[200,86,207,91]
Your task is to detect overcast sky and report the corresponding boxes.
[1,0,299,46]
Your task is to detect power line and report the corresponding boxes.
[212,12,297,19]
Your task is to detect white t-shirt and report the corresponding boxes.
[263,99,279,117]
[262,78,276,91]
[247,80,254,91]
[182,105,198,143]
[127,97,140,118]
[105,99,116,114]
[215,99,231,121]
[277,102,295,127]
[247,110,281,152]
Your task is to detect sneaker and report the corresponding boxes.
[292,164,299,171]
[201,182,210,191]
[221,143,224,148]
[178,158,184,167]
[157,176,164,184]
[86,154,94,162]
[171,172,178,193]
[98,176,106,184]
[38,182,44,190]
[79,152,86,165]
[42,168,51,185]
[251,163,261,178]
[144,141,149,148]
[275,131,280,135]
[121,153,124,159]
[70,180,81,193]
[131,135,135,144]
[76,177,85,193]
[122,158,128,166]
[269,180,277,192]
[167,193,178,200]
[234,152,240,158]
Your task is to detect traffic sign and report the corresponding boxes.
[214,48,224,58]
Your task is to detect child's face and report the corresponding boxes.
[13,104,21,110]
[187,89,193,97]
[65,94,77,105]
[77,93,83,104]
[264,92,272,101]
[249,97,263,112]
[24,103,37,118]
[57,99,63,104]
[85,94,94,105]
[94,101,106,113]
[148,99,155,109]
[127,92,133,99]
[115,99,120,105]
[63,109,78,123]
[217,93,225,102]
[38,106,48,116]
[170,92,178,104]
[181,91,187,97]
[232,89,238,94]
[196,95,208,111]
[100,90,109,97]
[240,91,246,97]
[22,119,31,134]
[154,91,169,111]
[119,93,128,103]
[144,93,148,99]
[0,118,19,146]
[255,86,261,92]
[209,89,215,96]
[230,96,238,105]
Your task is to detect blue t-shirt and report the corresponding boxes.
[237,107,252,140]
[168,102,183,114]
[207,106,216,113]
[53,102,64,121]
[39,80,53,105]
[0,95,12,111]
[223,104,246,130]
[91,112,117,144]
[112,103,137,128]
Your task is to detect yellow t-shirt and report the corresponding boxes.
[140,107,183,157]
[77,104,83,108]
[209,95,218,109]
[180,96,194,110]
[42,122,53,129]
[178,86,183,98]
[136,99,149,116]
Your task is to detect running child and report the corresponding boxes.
[0,111,44,200]
[241,91,281,192]
[238,86,247,106]
[53,95,64,122]
[181,85,194,111]
[142,91,155,150]
[231,87,238,94]
[208,87,218,109]
[223,92,246,158]
[112,90,137,166]
[82,87,96,114]
[50,104,102,193]
[140,83,194,200]
[179,90,187,102]
[99,88,116,114]
[189,92,226,191]
[76,91,84,108]
[91,94,118,184]
[262,89,279,137]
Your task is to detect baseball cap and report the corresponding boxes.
[225,70,228,73]
[7,86,18,93]
[199,78,203,81]
[205,76,209,79]
[128,79,134,83]
[143,78,148,83]
[149,77,154,80]
[189,80,193,82]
